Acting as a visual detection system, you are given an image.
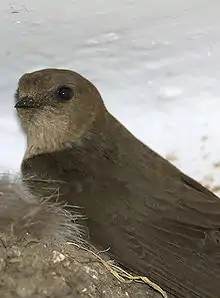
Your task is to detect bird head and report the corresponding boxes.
[15,68,105,158]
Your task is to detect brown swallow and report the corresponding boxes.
[15,68,220,298]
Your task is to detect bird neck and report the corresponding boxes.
[23,108,142,176]
[68,110,140,173]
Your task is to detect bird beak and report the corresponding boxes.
[14,97,39,109]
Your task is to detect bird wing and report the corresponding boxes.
[119,169,220,298]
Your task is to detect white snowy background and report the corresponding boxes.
[1,0,220,194]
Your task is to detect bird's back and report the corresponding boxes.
[21,114,220,298]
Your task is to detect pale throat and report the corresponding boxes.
[22,109,97,160]
[24,119,72,159]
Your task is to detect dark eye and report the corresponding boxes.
[56,86,74,101]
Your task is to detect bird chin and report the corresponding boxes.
[16,109,35,134]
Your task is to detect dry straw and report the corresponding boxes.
[67,242,168,298]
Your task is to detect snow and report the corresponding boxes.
[1,0,220,194]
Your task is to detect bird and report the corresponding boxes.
[14,68,220,298]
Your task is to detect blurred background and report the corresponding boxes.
[1,0,220,194]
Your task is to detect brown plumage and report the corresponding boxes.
[15,68,220,298]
